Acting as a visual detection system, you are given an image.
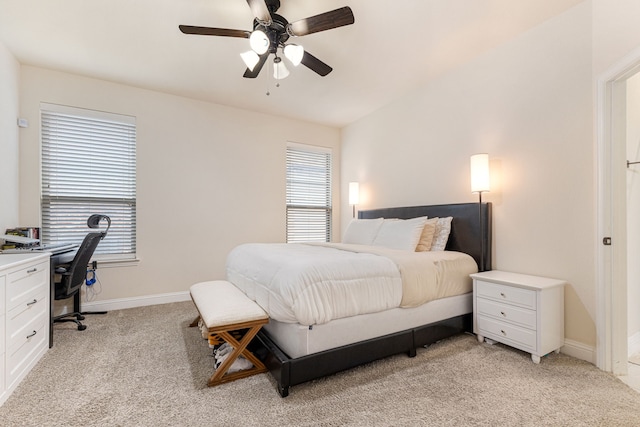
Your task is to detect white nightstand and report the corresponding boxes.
[471,270,565,364]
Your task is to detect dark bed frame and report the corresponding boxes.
[255,202,492,397]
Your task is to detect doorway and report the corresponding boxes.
[597,47,640,375]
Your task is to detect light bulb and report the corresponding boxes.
[284,44,304,66]
[249,30,269,55]
[240,51,260,71]
[273,57,289,80]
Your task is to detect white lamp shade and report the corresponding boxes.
[240,50,260,71]
[249,30,269,55]
[349,182,360,205]
[273,59,289,79]
[470,153,490,193]
[284,44,304,66]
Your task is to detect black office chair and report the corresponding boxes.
[53,214,110,331]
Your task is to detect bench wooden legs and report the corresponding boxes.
[189,316,200,328]
[191,317,268,387]
[207,323,267,387]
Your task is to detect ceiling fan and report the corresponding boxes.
[179,0,355,80]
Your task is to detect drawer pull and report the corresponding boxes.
[500,330,507,336]
[27,298,38,306]
[26,330,37,339]
[27,267,38,273]
[500,292,506,298]
[500,311,506,317]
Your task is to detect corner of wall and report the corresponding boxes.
[0,40,20,232]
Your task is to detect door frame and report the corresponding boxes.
[596,47,640,374]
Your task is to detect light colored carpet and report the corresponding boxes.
[2,301,640,426]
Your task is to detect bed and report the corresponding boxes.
[226,202,492,397]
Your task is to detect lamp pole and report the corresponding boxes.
[470,154,490,272]
[478,191,484,272]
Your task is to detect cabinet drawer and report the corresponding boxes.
[475,280,536,309]
[477,315,536,352]
[6,290,47,351]
[7,261,48,312]
[0,275,5,315]
[6,318,46,388]
[0,314,5,354]
[476,298,537,330]
[0,352,4,396]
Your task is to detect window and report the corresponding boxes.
[286,144,332,242]
[41,103,137,259]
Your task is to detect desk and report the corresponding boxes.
[49,248,77,348]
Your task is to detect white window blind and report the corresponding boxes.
[286,144,332,243]
[41,103,137,258]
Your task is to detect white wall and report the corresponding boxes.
[342,3,596,346]
[592,0,640,76]
[18,66,340,303]
[0,40,20,233]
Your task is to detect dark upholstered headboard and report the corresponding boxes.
[358,202,492,272]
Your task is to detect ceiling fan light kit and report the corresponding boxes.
[240,50,261,71]
[273,56,289,80]
[249,30,270,55]
[284,44,304,66]
[179,0,355,82]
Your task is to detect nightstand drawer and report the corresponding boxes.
[476,298,537,329]
[477,315,536,352]
[475,280,536,309]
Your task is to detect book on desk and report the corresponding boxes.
[1,230,78,255]
[1,241,78,255]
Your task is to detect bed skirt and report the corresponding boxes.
[263,292,472,358]
[254,293,473,397]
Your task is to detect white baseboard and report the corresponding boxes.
[81,291,191,312]
[561,339,596,364]
[629,331,640,356]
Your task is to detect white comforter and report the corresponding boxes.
[226,242,477,326]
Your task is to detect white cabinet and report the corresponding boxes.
[0,253,50,406]
[471,270,565,364]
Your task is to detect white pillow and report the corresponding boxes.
[372,216,428,251]
[430,216,453,251]
[342,218,384,245]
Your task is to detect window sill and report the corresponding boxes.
[93,257,140,268]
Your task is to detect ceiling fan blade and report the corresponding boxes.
[179,25,249,38]
[300,51,332,76]
[246,0,272,26]
[243,53,270,78]
[288,6,354,37]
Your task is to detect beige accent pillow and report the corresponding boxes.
[430,216,453,251]
[415,218,438,252]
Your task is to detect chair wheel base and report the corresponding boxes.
[77,324,87,331]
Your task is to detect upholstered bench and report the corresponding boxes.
[189,280,269,387]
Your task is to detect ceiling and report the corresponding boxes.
[0,0,583,128]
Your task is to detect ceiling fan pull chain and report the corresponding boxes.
[265,61,271,96]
